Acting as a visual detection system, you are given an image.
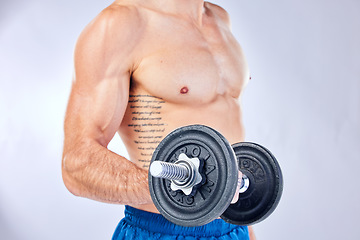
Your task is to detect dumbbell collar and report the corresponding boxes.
[149,153,203,196]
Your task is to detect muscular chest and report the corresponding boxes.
[132,15,249,103]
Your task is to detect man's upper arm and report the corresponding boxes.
[64,6,142,151]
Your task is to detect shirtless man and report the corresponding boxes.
[62,0,256,239]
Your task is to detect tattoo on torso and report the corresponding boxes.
[127,95,167,168]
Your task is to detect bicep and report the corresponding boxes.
[65,72,130,148]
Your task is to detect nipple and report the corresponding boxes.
[180,86,189,94]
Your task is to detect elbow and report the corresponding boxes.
[61,152,82,197]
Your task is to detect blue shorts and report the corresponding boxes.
[112,206,249,240]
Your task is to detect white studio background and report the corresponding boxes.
[0,0,359,240]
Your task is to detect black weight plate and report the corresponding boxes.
[149,125,238,227]
[221,142,283,225]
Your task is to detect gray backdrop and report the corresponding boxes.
[1,0,359,239]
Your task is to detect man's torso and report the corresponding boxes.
[108,0,249,212]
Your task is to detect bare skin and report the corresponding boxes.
[62,0,255,238]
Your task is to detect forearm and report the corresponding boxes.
[62,140,152,205]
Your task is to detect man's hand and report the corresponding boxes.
[231,170,242,204]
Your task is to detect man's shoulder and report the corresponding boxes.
[94,1,144,29]
[78,1,146,45]
[74,1,147,64]
[205,1,231,26]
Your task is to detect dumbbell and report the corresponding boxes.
[148,125,283,227]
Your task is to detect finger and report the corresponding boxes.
[231,171,242,204]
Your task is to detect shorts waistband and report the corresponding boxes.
[124,205,246,238]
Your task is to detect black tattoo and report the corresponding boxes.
[127,95,166,168]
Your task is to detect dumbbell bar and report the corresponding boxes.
[150,158,250,197]
[148,125,283,227]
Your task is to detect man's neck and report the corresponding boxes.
[153,0,206,24]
